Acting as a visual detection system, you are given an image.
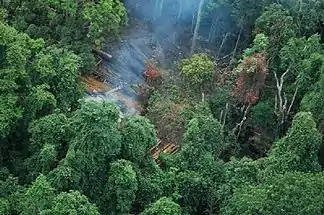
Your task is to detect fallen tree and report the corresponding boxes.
[92,49,112,61]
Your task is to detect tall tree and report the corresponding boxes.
[179,53,215,91]
[25,113,70,181]
[271,35,323,128]
[105,159,138,215]
[0,22,81,177]
[120,116,157,166]
[181,115,225,161]
[40,191,100,215]
[1,0,127,72]
[140,197,181,215]
[0,170,25,215]
[20,175,55,215]
[300,70,324,127]
[255,3,297,66]
[64,101,122,205]
[263,112,322,176]
[279,0,324,36]
[221,172,324,215]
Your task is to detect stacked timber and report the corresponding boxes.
[150,139,179,164]
[80,76,110,93]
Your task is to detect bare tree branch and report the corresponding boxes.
[219,110,223,123]
[223,103,229,127]
[233,104,251,138]
[281,69,290,84]
[273,67,299,127]
[275,94,278,113]
[283,92,287,111]
[287,87,299,116]
[217,32,230,57]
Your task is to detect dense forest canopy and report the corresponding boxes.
[1,0,324,214]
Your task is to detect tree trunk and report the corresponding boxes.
[159,0,164,16]
[208,14,219,43]
[190,0,205,55]
[231,24,243,62]
[217,32,229,58]
[92,49,112,61]
[177,0,182,21]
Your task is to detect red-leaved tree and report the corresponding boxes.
[233,52,268,106]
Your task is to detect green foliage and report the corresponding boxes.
[181,102,214,123]
[25,103,72,181]
[264,112,322,176]
[47,159,81,192]
[82,0,127,44]
[278,35,324,112]
[297,53,324,93]
[300,72,324,123]
[106,159,138,215]
[277,34,323,100]
[33,46,81,111]
[66,101,122,206]
[25,144,57,182]
[221,172,324,215]
[70,101,121,162]
[1,0,127,72]
[175,170,208,214]
[0,94,23,137]
[120,116,157,165]
[0,172,25,214]
[250,101,277,129]
[18,175,100,215]
[161,112,227,214]
[179,53,214,89]
[20,174,55,215]
[183,115,225,159]
[301,91,324,120]
[219,0,273,32]
[209,88,231,117]
[40,191,100,215]
[133,171,165,213]
[0,22,81,143]
[0,8,7,22]
[140,197,181,215]
[255,3,297,60]
[280,0,324,36]
[26,84,57,120]
[0,23,30,137]
[146,93,187,144]
[280,35,322,77]
[242,33,269,58]
[0,198,9,215]
[234,34,268,77]
[28,113,70,153]
[2,0,324,215]
[219,157,264,206]
[225,157,262,189]
[208,88,240,131]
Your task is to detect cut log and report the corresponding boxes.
[80,76,110,93]
[104,86,123,95]
[92,49,112,61]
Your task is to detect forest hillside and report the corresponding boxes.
[1,0,324,214]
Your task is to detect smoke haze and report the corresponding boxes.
[88,0,233,114]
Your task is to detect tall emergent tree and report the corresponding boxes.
[264,112,322,176]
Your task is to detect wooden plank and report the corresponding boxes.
[80,76,110,93]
